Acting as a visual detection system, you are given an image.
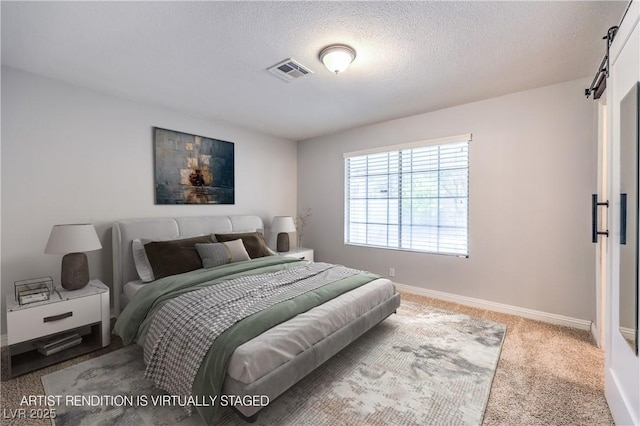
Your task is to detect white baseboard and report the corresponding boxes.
[619,326,636,342]
[394,282,592,331]
[591,322,601,348]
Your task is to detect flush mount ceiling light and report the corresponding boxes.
[319,44,356,74]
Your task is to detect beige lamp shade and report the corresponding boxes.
[271,216,296,252]
[45,224,102,290]
[271,216,297,234]
[45,224,102,254]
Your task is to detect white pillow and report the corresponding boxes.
[223,239,251,263]
[132,234,204,282]
[132,239,154,282]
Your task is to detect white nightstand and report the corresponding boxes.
[6,279,110,377]
[277,247,314,261]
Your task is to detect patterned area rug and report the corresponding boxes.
[41,301,506,426]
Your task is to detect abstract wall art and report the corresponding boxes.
[154,127,235,204]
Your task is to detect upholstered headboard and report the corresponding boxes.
[112,215,264,315]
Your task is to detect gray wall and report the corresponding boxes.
[1,67,298,333]
[298,78,596,321]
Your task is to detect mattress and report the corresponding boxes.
[226,278,395,384]
[124,274,395,386]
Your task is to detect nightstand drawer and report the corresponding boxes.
[7,295,101,344]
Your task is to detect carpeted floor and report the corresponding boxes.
[400,294,612,426]
[40,300,505,425]
[1,292,613,425]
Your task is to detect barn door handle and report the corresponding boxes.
[592,194,609,243]
[620,193,627,245]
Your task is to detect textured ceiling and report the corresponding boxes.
[1,1,628,141]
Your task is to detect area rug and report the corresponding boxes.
[41,301,506,426]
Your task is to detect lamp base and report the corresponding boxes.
[276,233,290,252]
[61,252,90,290]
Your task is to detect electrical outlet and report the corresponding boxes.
[389,267,395,277]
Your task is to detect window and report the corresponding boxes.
[344,134,470,256]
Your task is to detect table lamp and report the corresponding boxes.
[271,216,296,252]
[45,224,102,290]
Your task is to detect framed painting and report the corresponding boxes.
[154,127,235,204]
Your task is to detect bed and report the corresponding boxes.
[111,215,401,424]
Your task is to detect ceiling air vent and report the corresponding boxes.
[267,58,313,82]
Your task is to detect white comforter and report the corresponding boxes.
[226,278,396,384]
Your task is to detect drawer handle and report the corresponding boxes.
[43,312,73,323]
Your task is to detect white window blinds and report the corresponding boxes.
[344,134,470,256]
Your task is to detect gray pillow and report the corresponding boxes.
[195,242,231,269]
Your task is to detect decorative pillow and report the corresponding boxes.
[214,232,272,259]
[196,239,250,268]
[132,234,205,282]
[132,239,155,282]
[196,242,231,268]
[143,235,214,280]
[210,229,264,242]
[223,239,251,262]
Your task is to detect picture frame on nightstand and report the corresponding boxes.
[14,276,53,305]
